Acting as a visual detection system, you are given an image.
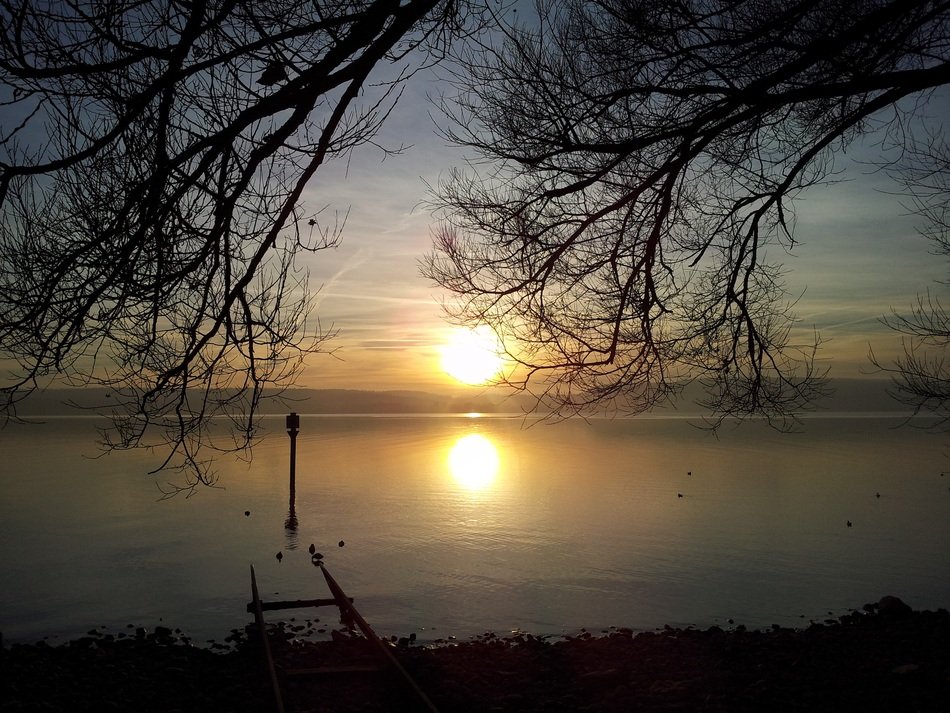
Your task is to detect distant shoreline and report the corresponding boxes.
[6,378,915,418]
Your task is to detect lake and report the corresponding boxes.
[1,414,948,645]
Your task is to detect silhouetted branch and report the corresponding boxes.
[0,0,487,489]
[868,120,950,430]
[425,0,949,424]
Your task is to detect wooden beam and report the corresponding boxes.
[245,597,351,613]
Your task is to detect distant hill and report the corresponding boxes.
[5,378,907,417]
[809,378,907,414]
[6,387,515,417]
[257,388,514,415]
[668,377,907,415]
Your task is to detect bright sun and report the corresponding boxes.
[440,326,505,386]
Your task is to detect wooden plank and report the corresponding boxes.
[251,565,286,713]
[245,597,351,613]
[282,664,384,676]
[319,564,440,713]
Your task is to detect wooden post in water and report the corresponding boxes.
[284,412,300,534]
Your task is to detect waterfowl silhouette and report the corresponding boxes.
[276,551,283,563]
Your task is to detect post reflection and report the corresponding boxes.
[284,486,299,550]
[448,433,500,490]
[284,502,299,550]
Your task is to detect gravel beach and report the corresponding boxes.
[3,597,948,713]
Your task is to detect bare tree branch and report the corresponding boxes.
[425,0,950,424]
[0,0,487,490]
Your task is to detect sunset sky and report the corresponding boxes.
[2,10,947,405]
[292,71,949,397]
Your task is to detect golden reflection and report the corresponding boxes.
[448,434,500,490]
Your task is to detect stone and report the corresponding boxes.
[877,596,913,618]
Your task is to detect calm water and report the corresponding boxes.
[1,414,948,645]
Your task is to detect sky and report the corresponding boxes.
[2,6,947,406]
[289,72,949,398]
[293,73,473,393]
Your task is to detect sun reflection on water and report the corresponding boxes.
[448,433,500,490]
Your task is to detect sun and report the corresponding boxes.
[440,325,505,386]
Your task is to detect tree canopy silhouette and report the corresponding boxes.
[871,132,950,427]
[0,0,483,487]
[425,0,950,424]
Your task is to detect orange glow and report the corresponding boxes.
[440,326,505,386]
[448,433,500,490]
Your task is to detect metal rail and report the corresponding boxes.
[249,565,286,713]
[318,563,440,713]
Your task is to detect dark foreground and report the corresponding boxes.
[3,598,949,713]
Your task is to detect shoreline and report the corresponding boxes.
[4,597,949,712]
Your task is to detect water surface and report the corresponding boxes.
[1,414,947,644]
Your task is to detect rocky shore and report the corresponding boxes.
[3,598,949,712]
